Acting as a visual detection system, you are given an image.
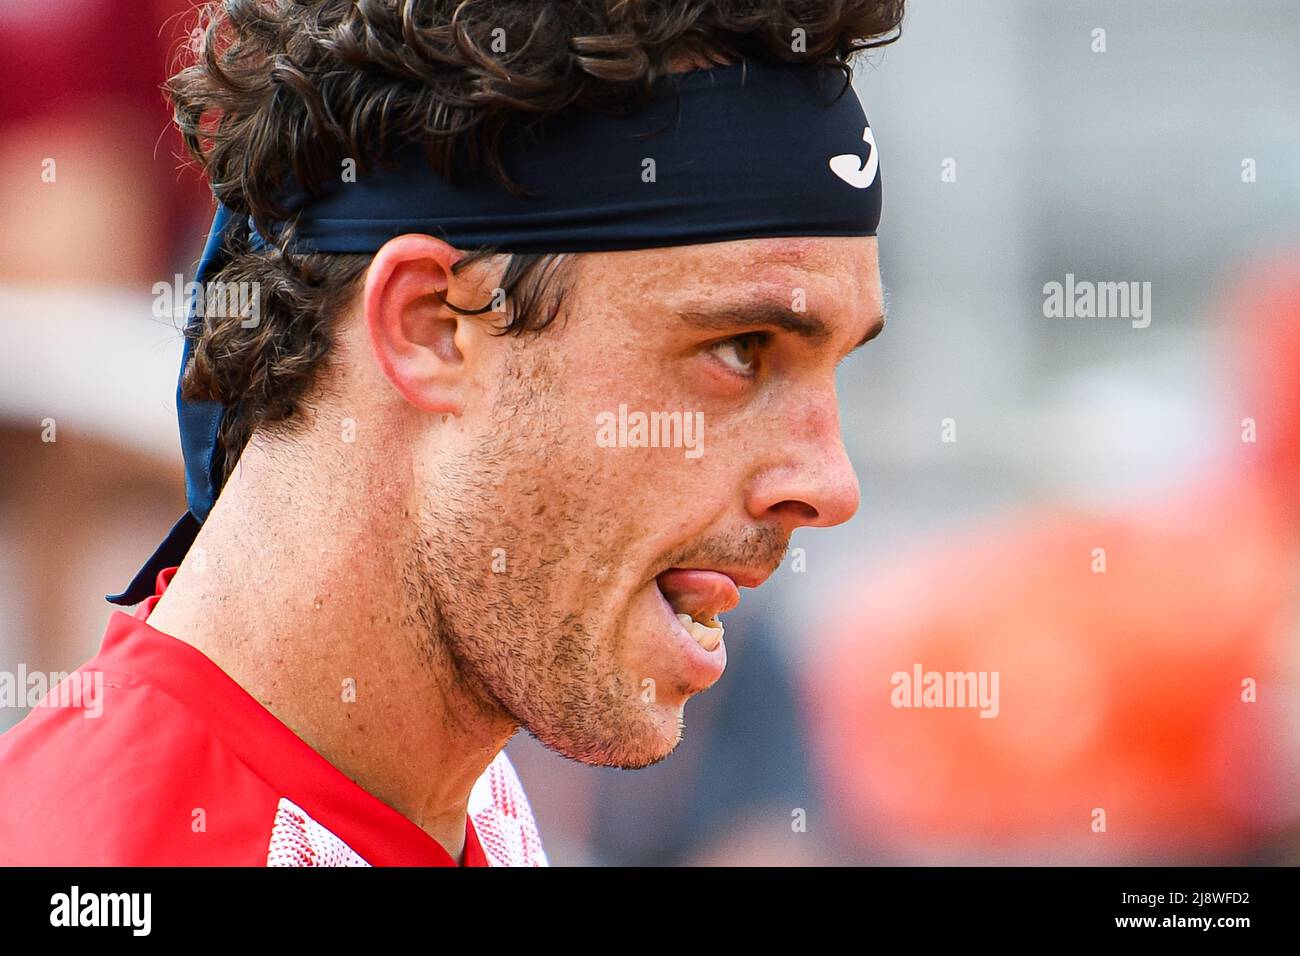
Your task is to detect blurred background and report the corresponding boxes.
[2,0,1298,864]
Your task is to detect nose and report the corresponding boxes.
[744,397,861,534]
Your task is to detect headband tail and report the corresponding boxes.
[106,203,238,606]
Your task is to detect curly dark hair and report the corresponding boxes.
[166,0,906,486]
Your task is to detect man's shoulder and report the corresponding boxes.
[0,656,280,865]
[0,607,550,866]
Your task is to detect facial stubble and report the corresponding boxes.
[398,345,682,769]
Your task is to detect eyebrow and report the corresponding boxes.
[675,300,887,352]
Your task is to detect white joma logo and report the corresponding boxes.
[829,126,878,189]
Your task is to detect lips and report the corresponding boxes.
[655,568,741,652]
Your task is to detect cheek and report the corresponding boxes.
[517,347,737,566]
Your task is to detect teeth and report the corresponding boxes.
[675,612,724,652]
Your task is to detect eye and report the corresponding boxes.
[708,332,767,377]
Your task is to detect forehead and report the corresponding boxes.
[575,235,881,313]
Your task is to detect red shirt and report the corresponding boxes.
[0,568,546,866]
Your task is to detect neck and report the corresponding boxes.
[145,435,518,862]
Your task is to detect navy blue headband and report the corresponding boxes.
[109,58,882,605]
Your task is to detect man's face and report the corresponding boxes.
[413,235,883,768]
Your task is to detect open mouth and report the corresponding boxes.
[673,611,725,652]
[655,568,740,653]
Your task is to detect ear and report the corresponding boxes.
[361,233,487,416]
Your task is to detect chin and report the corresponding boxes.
[514,606,707,769]
[621,699,689,767]
[534,693,688,770]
